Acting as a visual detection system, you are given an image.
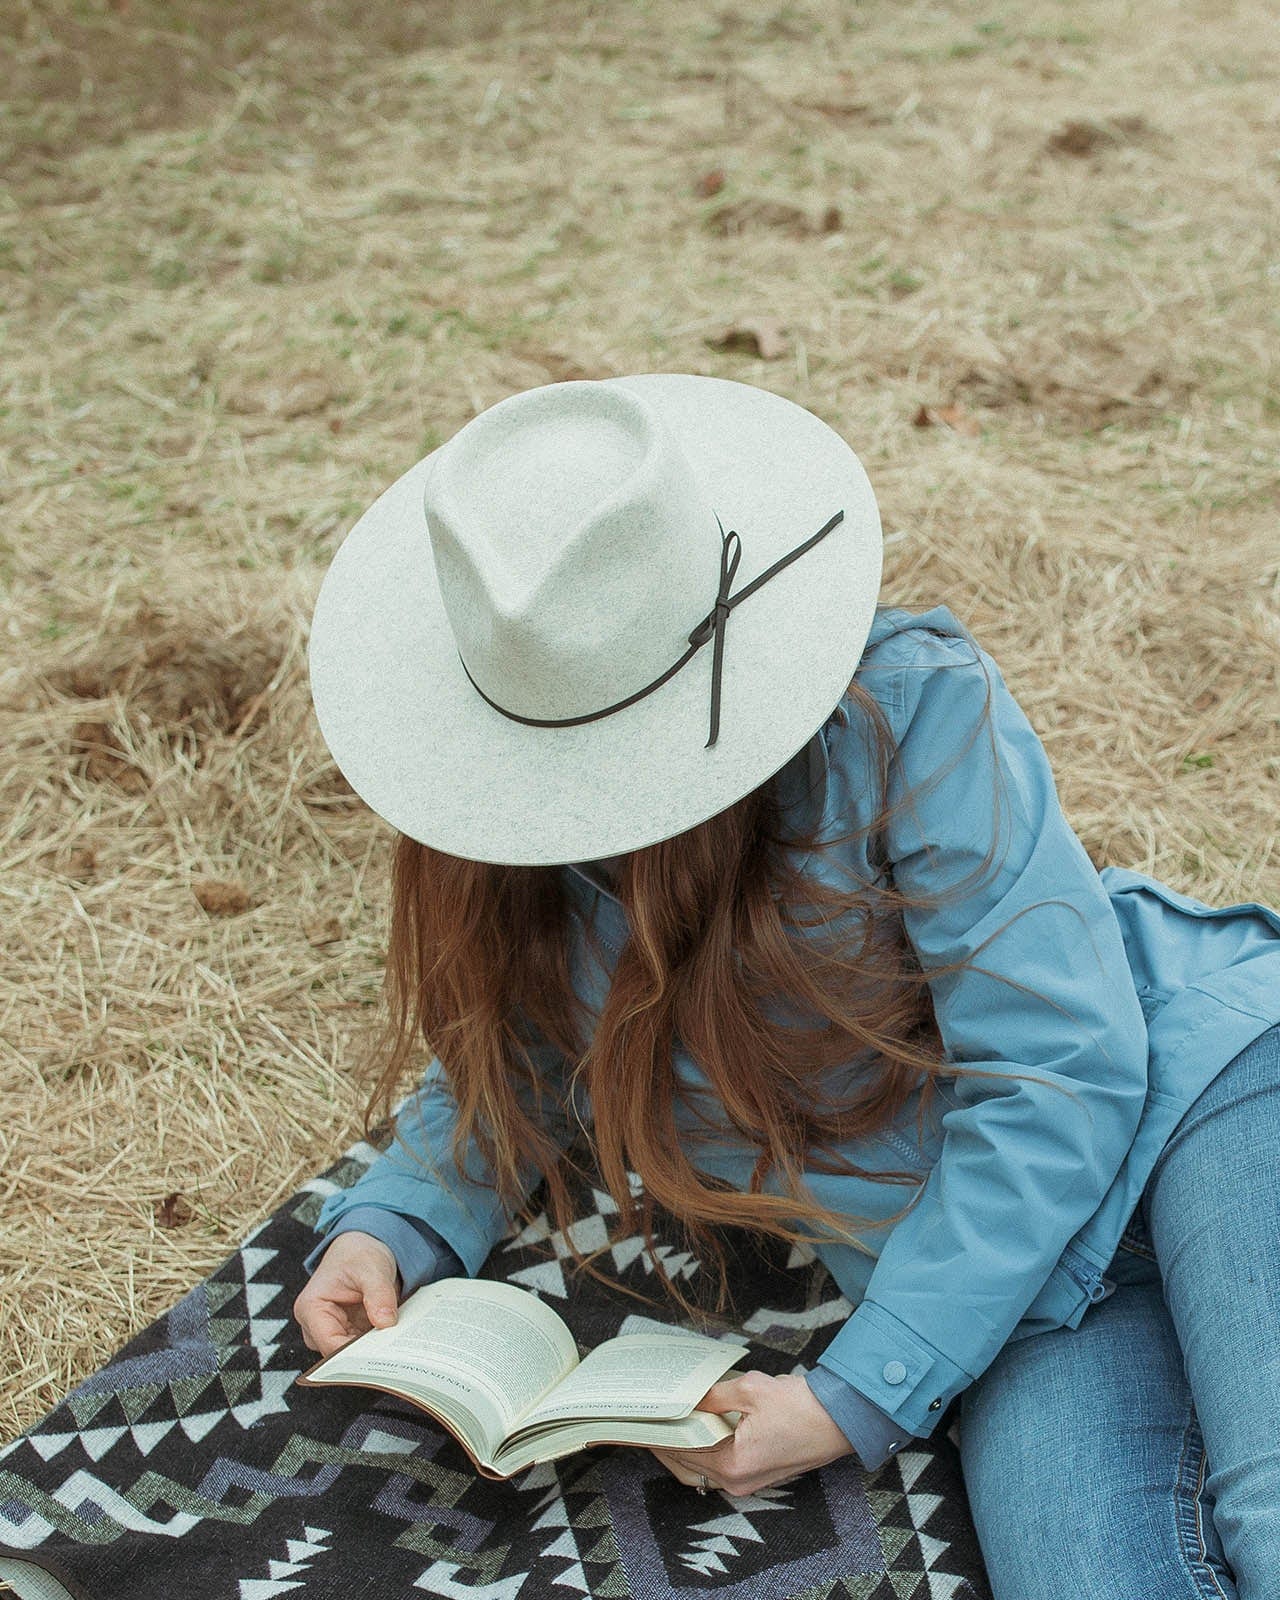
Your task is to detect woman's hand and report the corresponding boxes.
[293,1231,401,1358]
[649,1370,855,1497]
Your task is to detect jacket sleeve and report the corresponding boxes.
[804,1365,913,1470]
[813,626,1149,1436]
[302,1207,466,1294]
[313,1020,583,1278]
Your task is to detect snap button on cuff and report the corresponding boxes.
[882,1360,907,1385]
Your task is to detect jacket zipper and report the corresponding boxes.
[563,866,624,956]
[876,1125,929,1167]
[1061,1247,1114,1303]
[587,902,623,957]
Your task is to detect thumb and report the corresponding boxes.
[353,1259,399,1330]
[694,1374,751,1415]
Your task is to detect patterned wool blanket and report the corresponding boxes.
[0,1136,992,1600]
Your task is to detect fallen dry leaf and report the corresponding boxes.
[509,344,614,383]
[792,97,875,121]
[912,402,982,437]
[193,877,253,916]
[64,845,98,880]
[154,1192,195,1229]
[707,318,791,361]
[706,198,834,238]
[1045,114,1151,157]
[70,721,149,793]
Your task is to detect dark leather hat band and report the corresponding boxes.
[457,508,844,749]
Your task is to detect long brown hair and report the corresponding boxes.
[362,640,1082,1321]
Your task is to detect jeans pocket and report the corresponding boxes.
[1118,1200,1156,1259]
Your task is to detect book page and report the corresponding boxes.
[516,1333,746,1433]
[493,1405,735,1477]
[304,1280,580,1457]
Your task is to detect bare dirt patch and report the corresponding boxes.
[7,0,506,183]
[46,600,287,740]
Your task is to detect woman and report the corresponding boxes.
[293,374,1280,1598]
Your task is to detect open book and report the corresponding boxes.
[296,1278,748,1479]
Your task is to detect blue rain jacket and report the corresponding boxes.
[315,603,1280,1439]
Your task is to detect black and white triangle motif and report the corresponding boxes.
[409,1562,532,1598]
[502,1182,699,1298]
[740,1296,855,1335]
[528,1479,591,1594]
[236,1521,331,1598]
[234,1246,291,1360]
[676,1485,796,1577]
[892,1450,974,1600]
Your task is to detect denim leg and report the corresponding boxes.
[958,1260,1236,1600]
[1142,1021,1280,1600]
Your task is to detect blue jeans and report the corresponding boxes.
[958,1021,1280,1600]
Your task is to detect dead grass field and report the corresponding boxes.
[2,0,1278,1454]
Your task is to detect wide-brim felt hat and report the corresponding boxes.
[307,372,883,866]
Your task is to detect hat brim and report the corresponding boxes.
[307,373,882,865]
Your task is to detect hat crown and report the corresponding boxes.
[423,381,721,721]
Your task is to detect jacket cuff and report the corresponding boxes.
[315,1171,503,1278]
[804,1364,914,1472]
[303,1205,466,1295]
[814,1298,975,1435]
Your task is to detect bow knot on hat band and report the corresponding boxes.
[686,525,742,652]
[306,374,883,864]
[458,508,845,749]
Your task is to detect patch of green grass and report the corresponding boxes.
[151,255,194,289]
[246,226,329,285]
[293,436,328,463]
[837,254,928,301]
[1026,25,1091,45]
[105,479,164,514]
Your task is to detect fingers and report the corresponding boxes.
[694,1368,764,1414]
[651,1448,720,1492]
[694,1379,740,1414]
[359,1274,398,1330]
[292,1233,401,1357]
[297,1301,361,1357]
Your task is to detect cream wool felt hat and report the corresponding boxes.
[307,372,883,866]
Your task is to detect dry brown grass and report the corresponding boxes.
[2,0,1278,1458]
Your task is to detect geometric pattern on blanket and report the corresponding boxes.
[0,1135,992,1600]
